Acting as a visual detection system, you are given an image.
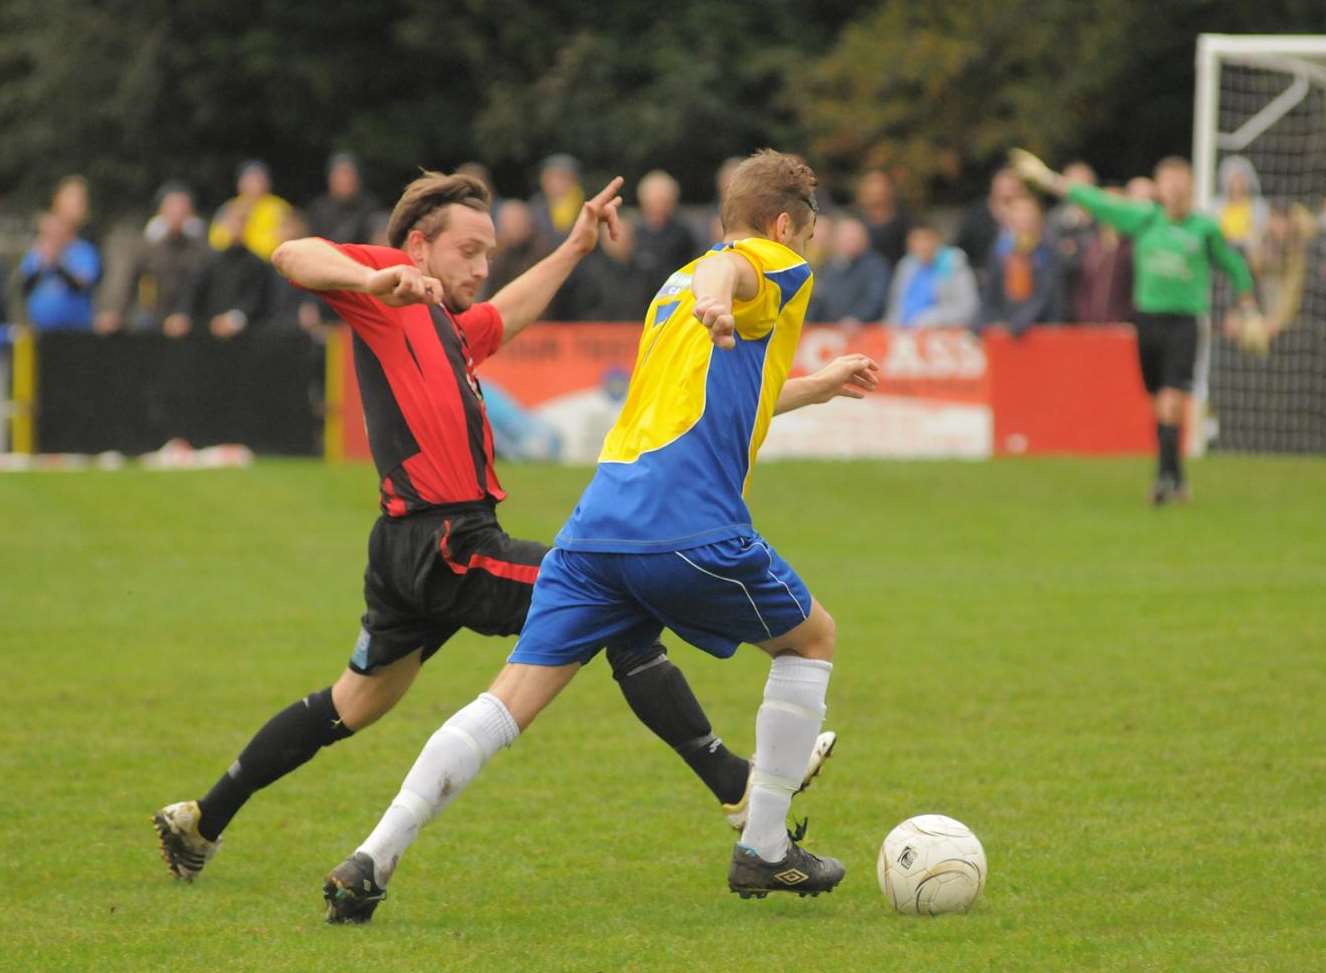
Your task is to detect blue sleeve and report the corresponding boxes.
[19,249,42,278]
[62,241,101,288]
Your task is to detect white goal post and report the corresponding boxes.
[1192,34,1326,454]
[1193,33,1326,210]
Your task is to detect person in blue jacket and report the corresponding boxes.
[18,212,101,330]
[979,194,1062,335]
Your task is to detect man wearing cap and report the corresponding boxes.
[309,152,380,245]
[209,160,292,261]
[529,154,586,247]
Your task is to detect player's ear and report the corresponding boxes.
[404,229,428,265]
[772,212,793,244]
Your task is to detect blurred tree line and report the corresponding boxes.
[0,0,1320,218]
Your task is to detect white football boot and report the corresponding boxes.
[153,800,221,881]
[722,730,837,831]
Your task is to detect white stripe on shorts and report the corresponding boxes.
[674,550,773,640]
[759,540,808,621]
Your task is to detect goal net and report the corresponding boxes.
[1194,34,1326,453]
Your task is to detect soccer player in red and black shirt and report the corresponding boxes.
[153,170,834,882]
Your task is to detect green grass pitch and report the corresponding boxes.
[3,456,1324,971]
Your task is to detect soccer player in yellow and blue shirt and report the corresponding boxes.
[323,151,880,920]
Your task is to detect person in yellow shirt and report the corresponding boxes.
[208,160,291,261]
[529,153,585,244]
[1213,155,1267,261]
[321,150,880,923]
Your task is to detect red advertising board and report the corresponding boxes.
[984,326,1154,455]
[326,324,1154,463]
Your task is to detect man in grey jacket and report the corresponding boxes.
[886,222,979,327]
[807,215,891,324]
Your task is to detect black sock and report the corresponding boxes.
[1157,423,1182,483]
[606,643,750,806]
[196,687,353,841]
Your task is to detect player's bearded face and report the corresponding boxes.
[422,208,497,312]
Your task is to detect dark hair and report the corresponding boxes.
[236,159,269,181]
[154,181,193,208]
[327,151,359,175]
[858,168,895,189]
[540,153,580,176]
[386,170,491,249]
[53,174,88,198]
[720,149,818,235]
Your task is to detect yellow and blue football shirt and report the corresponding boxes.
[555,237,813,553]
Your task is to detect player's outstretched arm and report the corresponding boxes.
[1011,148,1153,237]
[774,354,880,415]
[691,251,759,350]
[1009,148,1067,196]
[490,178,624,345]
[272,237,443,306]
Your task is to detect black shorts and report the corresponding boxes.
[1134,312,1199,395]
[350,502,548,674]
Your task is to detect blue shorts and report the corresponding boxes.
[508,535,813,667]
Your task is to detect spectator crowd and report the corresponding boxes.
[3,150,1323,348]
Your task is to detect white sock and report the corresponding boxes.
[357,692,519,885]
[740,656,832,862]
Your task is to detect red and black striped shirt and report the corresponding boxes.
[317,242,506,516]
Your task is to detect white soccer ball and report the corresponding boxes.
[877,814,986,915]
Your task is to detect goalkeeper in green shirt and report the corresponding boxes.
[1012,150,1259,505]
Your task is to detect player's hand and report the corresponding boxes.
[694,295,736,349]
[1009,148,1062,194]
[809,354,880,403]
[367,265,445,307]
[1236,307,1271,356]
[565,177,625,257]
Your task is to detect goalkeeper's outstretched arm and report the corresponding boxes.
[1010,149,1153,237]
[1009,149,1068,196]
